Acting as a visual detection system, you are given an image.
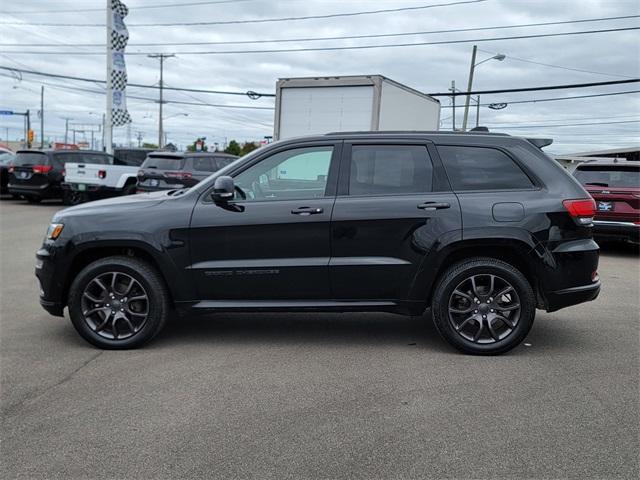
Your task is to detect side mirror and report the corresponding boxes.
[212,176,235,202]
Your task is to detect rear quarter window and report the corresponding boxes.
[437,145,534,191]
[190,157,215,172]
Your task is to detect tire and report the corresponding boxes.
[122,183,137,195]
[26,196,42,204]
[63,190,87,206]
[431,257,535,355]
[68,256,170,349]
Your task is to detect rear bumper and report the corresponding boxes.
[8,183,56,198]
[62,182,124,198]
[546,280,601,313]
[593,220,639,244]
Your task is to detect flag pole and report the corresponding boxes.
[105,0,113,154]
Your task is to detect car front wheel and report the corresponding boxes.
[67,256,170,349]
[431,257,535,355]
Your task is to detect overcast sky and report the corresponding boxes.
[0,0,638,154]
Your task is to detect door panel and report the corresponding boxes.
[330,141,461,300]
[189,143,340,300]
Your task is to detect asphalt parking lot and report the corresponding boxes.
[1,197,638,480]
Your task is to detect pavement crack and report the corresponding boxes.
[2,351,103,417]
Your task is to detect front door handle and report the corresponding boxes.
[417,202,450,210]
[291,206,324,216]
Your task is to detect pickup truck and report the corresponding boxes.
[62,148,153,205]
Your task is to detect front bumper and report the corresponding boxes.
[593,220,640,244]
[35,247,65,317]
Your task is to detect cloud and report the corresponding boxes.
[1,0,638,152]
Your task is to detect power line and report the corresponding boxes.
[429,79,640,97]
[2,65,638,98]
[4,15,637,47]
[0,65,276,97]
[3,27,637,55]
[2,0,255,14]
[477,48,636,79]
[489,120,640,129]
[0,0,487,27]
[440,90,640,108]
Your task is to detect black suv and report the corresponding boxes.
[36,132,600,354]
[137,151,238,192]
[9,149,113,203]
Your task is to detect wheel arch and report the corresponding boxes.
[414,238,544,308]
[62,242,176,309]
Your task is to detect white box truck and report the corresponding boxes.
[273,75,441,140]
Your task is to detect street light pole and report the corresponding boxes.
[462,45,477,132]
[462,46,505,131]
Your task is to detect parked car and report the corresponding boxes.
[0,152,16,195]
[136,151,238,192]
[8,150,113,203]
[36,131,600,354]
[573,160,639,244]
[113,148,154,168]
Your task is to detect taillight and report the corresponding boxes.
[166,171,192,180]
[563,198,596,225]
[98,170,107,179]
[32,165,53,174]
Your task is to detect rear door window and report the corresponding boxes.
[437,145,534,191]
[214,156,235,170]
[347,145,433,196]
[574,166,640,188]
[14,152,49,166]
[142,156,185,170]
[191,156,215,172]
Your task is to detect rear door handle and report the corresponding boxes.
[417,202,450,210]
[291,206,324,216]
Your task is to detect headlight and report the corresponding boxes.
[46,223,64,240]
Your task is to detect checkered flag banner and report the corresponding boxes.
[109,0,131,126]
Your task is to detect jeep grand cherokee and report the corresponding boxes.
[35,132,600,355]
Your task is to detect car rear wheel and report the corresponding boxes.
[68,256,170,349]
[431,257,535,355]
[63,190,87,206]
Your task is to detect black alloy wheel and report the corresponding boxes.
[432,257,535,355]
[81,272,149,340]
[68,256,170,349]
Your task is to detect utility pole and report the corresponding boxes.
[40,86,44,148]
[476,95,480,128]
[147,53,175,148]
[462,45,477,132]
[449,80,456,131]
[64,118,70,144]
[26,109,31,148]
[136,131,144,147]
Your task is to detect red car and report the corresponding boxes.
[573,160,640,244]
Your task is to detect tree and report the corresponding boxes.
[224,140,241,156]
[240,141,259,156]
[142,142,158,149]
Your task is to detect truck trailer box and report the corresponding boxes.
[273,75,441,140]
